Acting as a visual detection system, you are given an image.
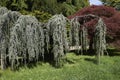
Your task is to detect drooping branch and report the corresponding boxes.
[70,18,80,53]
[9,15,44,70]
[0,10,21,70]
[47,14,69,67]
[80,26,88,55]
[0,7,8,15]
[94,18,107,64]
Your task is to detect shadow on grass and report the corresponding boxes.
[107,49,120,56]
[26,62,37,69]
[70,50,95,56]
[84,58,97,64]
[65,59,75,64]
[70,48,120,56]
[13,61,38,71]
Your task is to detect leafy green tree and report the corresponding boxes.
[59,0,89,16]
[10,0,28,10]
[20,10,52,22]
[72,0,89,10]
[0,0,9,7]
[0,0,90,16]
[100,0,120,10]
[0,0,28,11]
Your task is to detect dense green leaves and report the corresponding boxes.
[0,0,90,16]
[100,0,120,10]
[0,0,9,7]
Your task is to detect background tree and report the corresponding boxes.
[0,0,28,11]
[68,5,120,48]
[0,0,90,17]
[100,0,120,10]
[0,0,9,7]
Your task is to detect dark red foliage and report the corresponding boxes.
[68,5,117,19]
[68,5,120,48]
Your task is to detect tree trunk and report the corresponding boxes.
[96,51,100,64]
[88,38,94,54]
[1,53,6,70]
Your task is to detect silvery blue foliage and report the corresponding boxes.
[70,17,88,54]
[0,7,8,15]
[0,10,21,70]
[1,11,21,56]
[94,18,107,64]
[47,14,69,67]
[0,6,108,70]
[70,18,80,53]
[9,15,44,69]
[80,26,88,54]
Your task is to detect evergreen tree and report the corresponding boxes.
[94,18,107,64]
[9,15,44,70]
[70,18,80,53]
[0,7,8,15]
[80,26,88,55]
[47,14,68,67]
[0,9,21,70]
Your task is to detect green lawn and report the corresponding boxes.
[0,53,120,80]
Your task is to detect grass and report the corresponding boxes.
[0,52,120,80]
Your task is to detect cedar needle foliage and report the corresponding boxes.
[0,9,21,70]
[47,14,69,67]
[9,15,44,70]
[94,18,107,64]
[70,16,89,55]
[0,7,8,15]
[80,26,88,55]
[70,18,80,53]
[0,6,108,70]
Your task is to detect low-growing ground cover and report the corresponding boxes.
[0,51,120,80]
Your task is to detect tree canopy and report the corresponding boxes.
[0,0,90,16]
[100,0,120,10]
[68,5,120,48]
